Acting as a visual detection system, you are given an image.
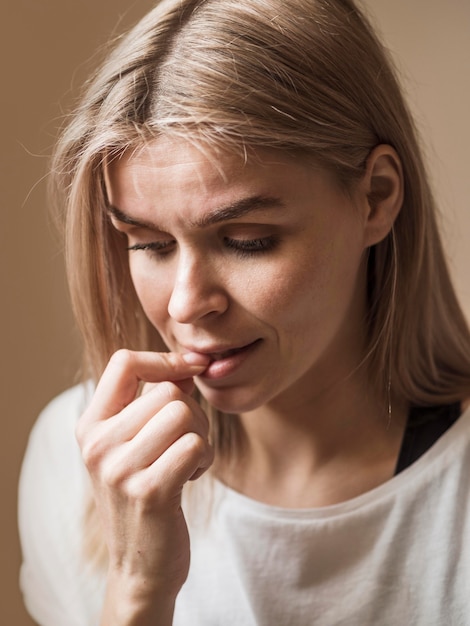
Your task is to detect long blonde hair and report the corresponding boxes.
[51,0,470,562]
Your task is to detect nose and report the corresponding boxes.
[167,250,229,323]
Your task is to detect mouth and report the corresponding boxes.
[207,345,251,362]
[183,339,260,361]
[182,339,262,380]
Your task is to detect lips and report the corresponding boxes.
[208,346,247,361]
[191,339,262,381]
[181,339,261,364]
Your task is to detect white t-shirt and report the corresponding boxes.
[19,384,470,625]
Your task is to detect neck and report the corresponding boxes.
[215,363,408,508]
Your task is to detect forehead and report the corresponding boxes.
[106,138,247,199]
[106,138,309,214]
[104,136,351,231]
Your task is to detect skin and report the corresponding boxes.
[78,137,407,624]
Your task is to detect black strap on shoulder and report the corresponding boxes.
[394,402,462,475]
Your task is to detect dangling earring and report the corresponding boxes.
[387,373,392,430]
[387,226,397,430]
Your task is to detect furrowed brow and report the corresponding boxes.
[107,195,285,230]
[190,195,285,228]
[107,205,157,230]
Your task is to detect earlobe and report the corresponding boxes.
[362,145,404,247]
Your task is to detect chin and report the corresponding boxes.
[195,381,269,415]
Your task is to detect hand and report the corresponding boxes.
[76,349,212,624]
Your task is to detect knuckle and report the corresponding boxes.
[75,408,94,445]
[164,400,195,433]
[99,454,128,488]
[74,420,86,447]
[78,425,112,470]
[109,348,134,371]
[169,399,192,420]
[180,431,207,459]
[79,433,105,468]
[123,475,158,504]
[165,352,188,374]
[159,380,183,402]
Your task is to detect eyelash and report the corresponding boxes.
[126,236,279,258]
[223,236,279,257]
[127,241,173,255]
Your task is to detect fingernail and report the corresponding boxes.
[182,352,211,366]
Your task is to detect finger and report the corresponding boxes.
[84,350,209,423]
[77,380,207,464]
[131,395,209,465]
[105,382,209,450]
[129,432,214,505]
[141,377,195,397]
[106,398,210,474]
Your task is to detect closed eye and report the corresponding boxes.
[223,235,280,257]
[127,240,176,258]
[127,236,279,260]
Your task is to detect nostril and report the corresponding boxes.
[168,288,229,323]
[167,257,230,323]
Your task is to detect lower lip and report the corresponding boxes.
[199,340,262,381]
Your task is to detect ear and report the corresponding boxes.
[361,144,404,247]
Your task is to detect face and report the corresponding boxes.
[106,138,372,415]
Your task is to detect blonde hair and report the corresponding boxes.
[52,0,470,563]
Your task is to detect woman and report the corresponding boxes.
[19,0,470,624]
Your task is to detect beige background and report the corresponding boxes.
[1,1,469,623]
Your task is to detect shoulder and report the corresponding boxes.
[32,381,93,434]
[19,381,94,513]
[19,382,93,487]
[19,381,94,529]
[18,382,103,625]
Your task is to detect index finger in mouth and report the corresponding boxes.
[84,349,210,422]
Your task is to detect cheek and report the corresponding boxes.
[235,255,330,334]
[256,239,366,336]
[129,263,170,327]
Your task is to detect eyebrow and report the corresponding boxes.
[107,195,285,230]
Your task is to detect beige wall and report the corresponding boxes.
[369,0,470,315]
[1,2,468,623]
